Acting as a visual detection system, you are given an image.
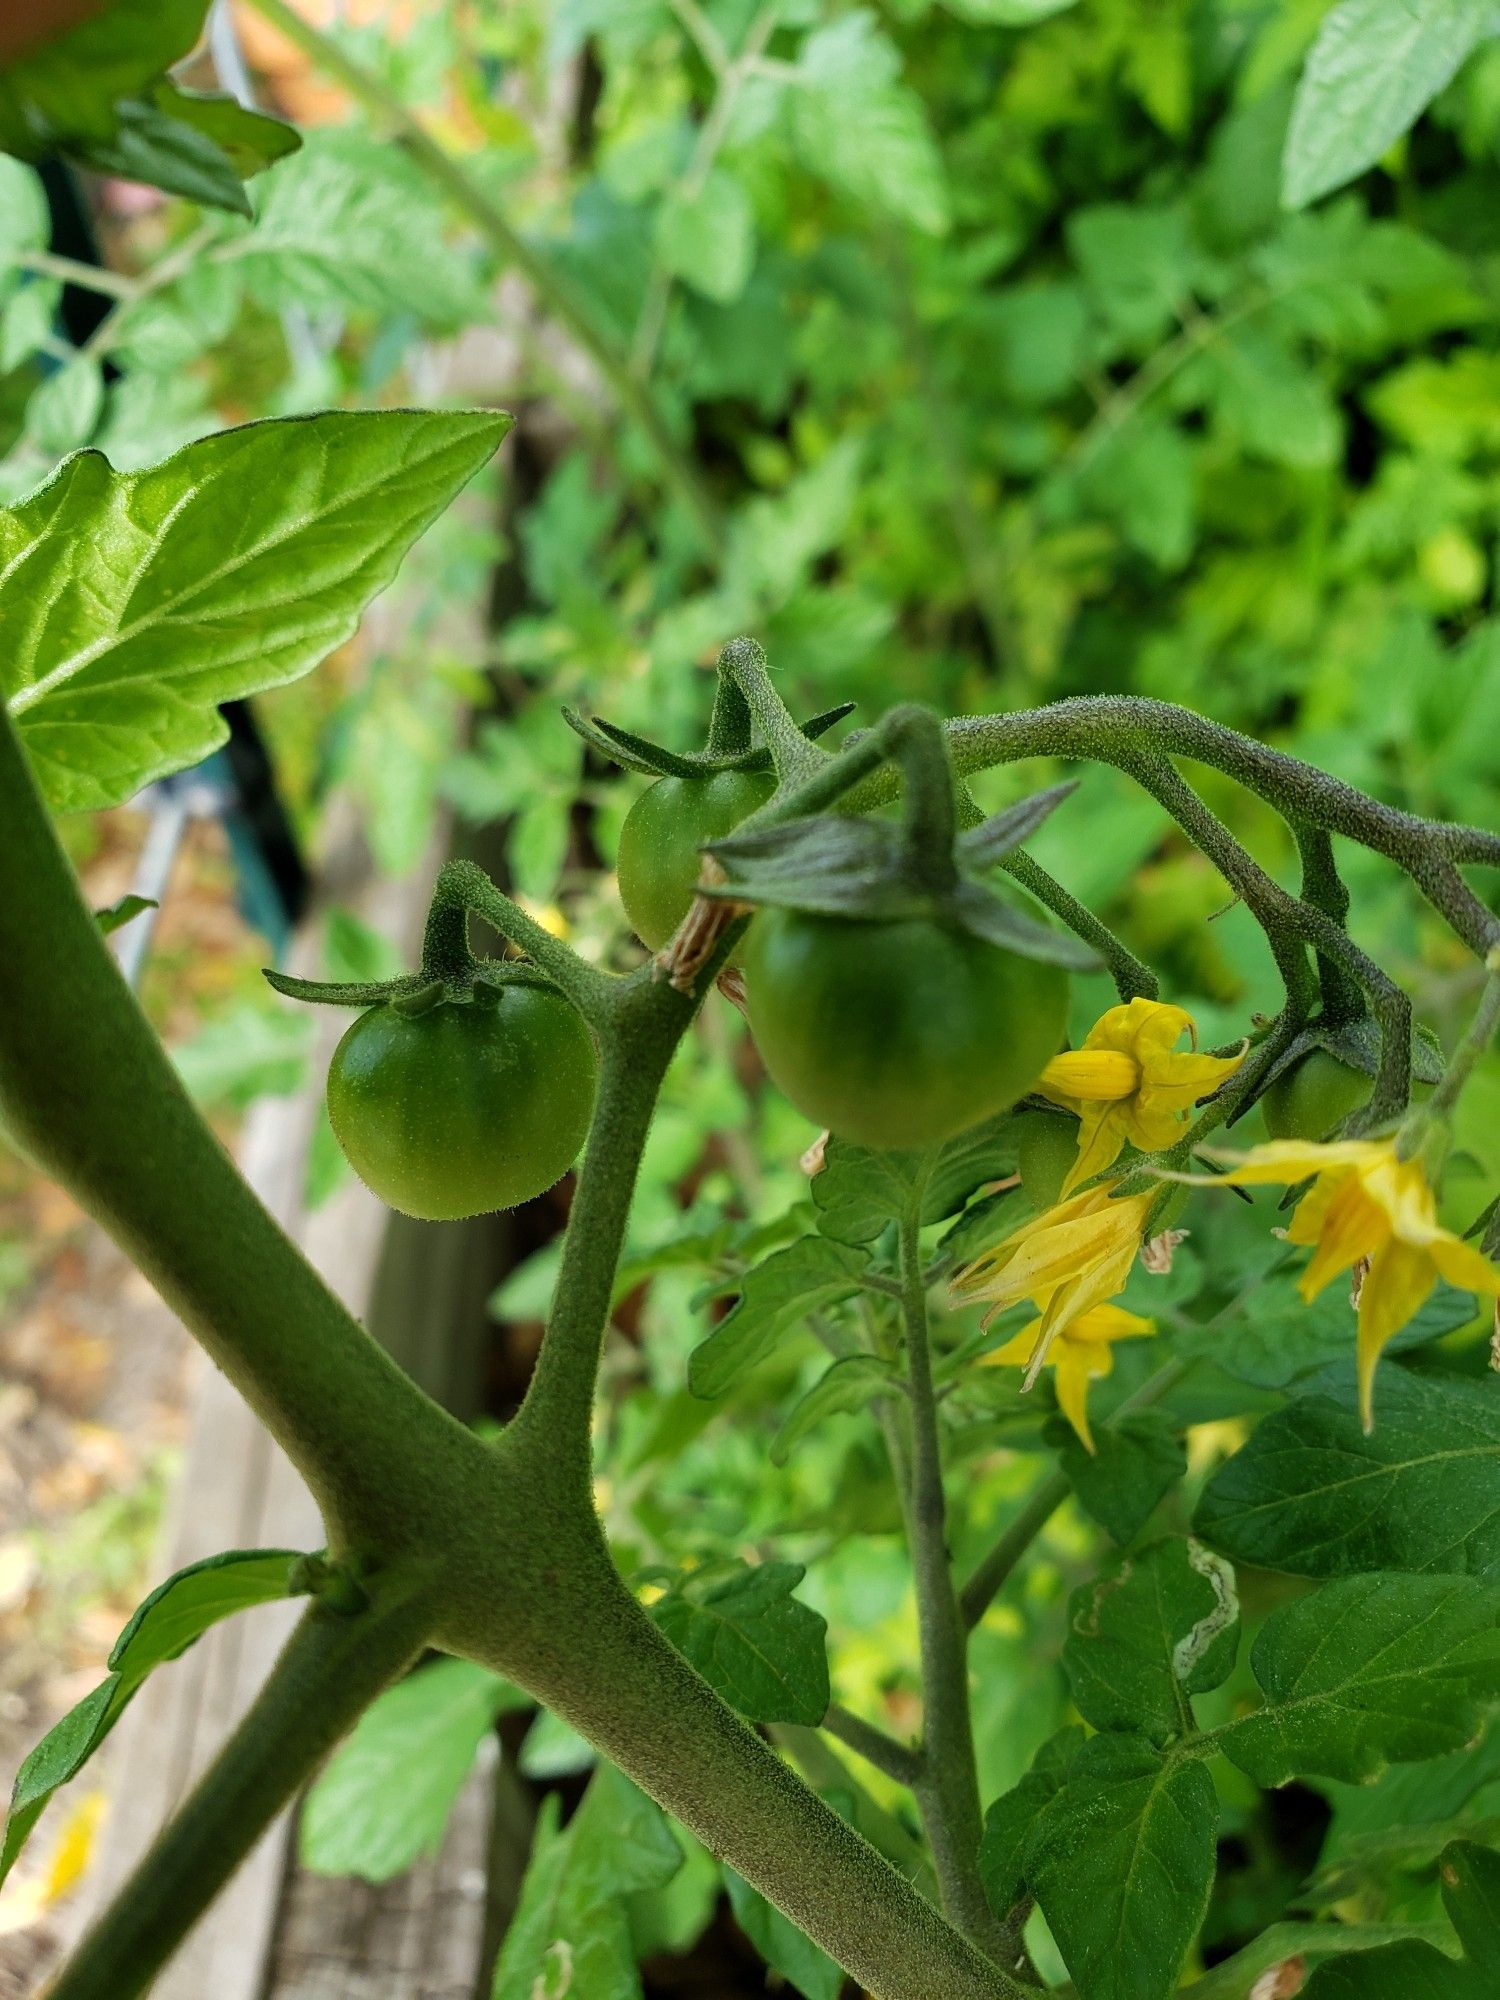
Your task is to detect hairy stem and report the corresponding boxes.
[48,1590,434,2000]
[822,1701,924,1788]
[0,709,481,1558]
[244,0,724,554]
[899,1167,1005,1957]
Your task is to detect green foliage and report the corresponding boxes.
[300,1659,528,1880]
[0,411,507,812]
[650,1560,830,1725]
[1061,1537,1239,1742]
[1195,1367,1500,1578]
[1219,1575,1500,1786]
[1301,1840,1500,1997]
[0,0,299,211]
[492,1765,683,2000]
[0,1549,302,1885]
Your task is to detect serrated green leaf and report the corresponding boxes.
[2,408,508,812]
[651,1560,830,1724]
[771,1353,900,1466]
[1025,1731,1218,2000]
[1,1548,300,1885]
[979,1724,1085,1919]
[1052,1410,1187,1545]
[688,1237,869,1397]
[724,1868,843,2000]
[1220,1574,1500,1787]
[1194,1368,1500,1579]
[228,129,490,329]
[492,1764,681,2000]
[811,1136,919,1244]
[1177,1276,1475,1391]
[300,1659,526,1882]
[791,11,949,235]
[1063,1538,1239,1744]
[1283,0,1500,211]
[0,0,205,157]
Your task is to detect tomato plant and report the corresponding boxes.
[2,6,1500,2000]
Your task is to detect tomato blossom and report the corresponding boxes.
[951,1182,1155,1378]
[1037,997,1245,1195]
[984,1302,1155,1452]
[1192,1137,1500,1428]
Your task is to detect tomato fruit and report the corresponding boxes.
[741,909,1069,1151]
[1015,1110,1080,1209]
[326,987,597,1220]
[617,769,775,950]
[1260,1048,1373,1141]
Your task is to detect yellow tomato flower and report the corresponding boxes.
[951,1181,1155,1378]
[985,1302,1155,1452]
[1037,998,1246,1196]
[1194,1137,1500,1429]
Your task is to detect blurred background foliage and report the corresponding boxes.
[3,0,1500,1990]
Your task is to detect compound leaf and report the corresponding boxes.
[688,1237,868,1396]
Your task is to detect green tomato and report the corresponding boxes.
[617,769,775,950]
[742,909,1069,1151]
[326,986,597,1220]
[1261,1048,1372,1141]
[1015,1109,1080,1209]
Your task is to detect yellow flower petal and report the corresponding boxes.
[1357,1238,1440,1431]
[984,1326,1041,1368]
[1430,1233,1500,1299]
[1196,1138,1386,1186]
[1065,1303,1156,1345]
[1297,1170,1387,1298]
[1052,1339,1114,1453]
[1037,1049,1141,1102]
[1060,1103,1129,1194]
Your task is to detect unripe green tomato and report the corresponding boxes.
[1261,1048,1372,1141]
[1015,1110,1080,1209]
[616,769,776,951]
[742,908,1069,1151]
[326,988,597,1220]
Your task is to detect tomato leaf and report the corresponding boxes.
[1301,1839,1500,1997]
[650,1559,830,1725]
[0,1548,303,1886]
[300,1659,527,1881]
[1,408,509,812]
[492,1764,682,2000]
[1025,1731,1218,2000]
[1062,1538,1239,1744]
[1051,1410,1187,1545]
[979,1724,1086,1919]
[688,1237,869,1396]
[0,0,205,157]
[770,1353,901,1466]
[1217,1573,1500,1788]
[76,84,299,217]
[1282,0,1500,211]
[1194,1367,1500,1578]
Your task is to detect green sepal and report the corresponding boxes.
[561,700,854,779]
[704,796,1098,969]
[1229,1012,1444,1127]
[94,893,157,937]
[263,967,429,1010]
